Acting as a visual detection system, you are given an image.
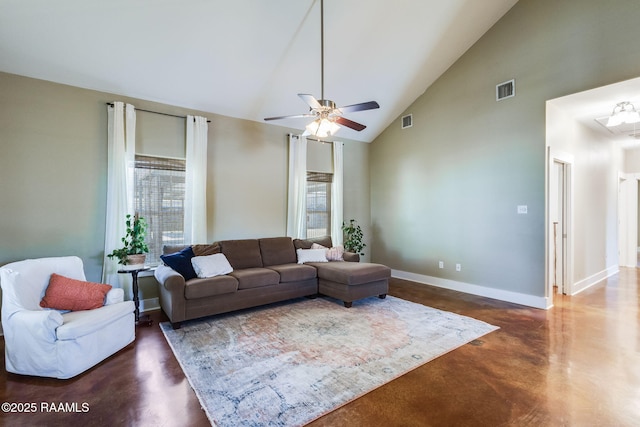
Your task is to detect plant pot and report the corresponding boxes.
[123,254,146,270]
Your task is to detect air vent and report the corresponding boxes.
[496,79,515,101]
[401,114,413,129]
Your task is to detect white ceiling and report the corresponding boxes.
[0,0,518,142]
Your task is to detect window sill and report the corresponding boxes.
[138,267,157,278]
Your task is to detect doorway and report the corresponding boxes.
[547,149,573,298]
[618,173,639,268]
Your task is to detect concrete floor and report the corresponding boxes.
[1,270,639,426]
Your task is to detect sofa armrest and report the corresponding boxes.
[343,252,360,262]
[155,265,186,290]
[3,310,63,375]
[105,288,124,305]
[154,265,187,325]
[7,309,63,343]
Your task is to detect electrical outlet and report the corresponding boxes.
[517,205,528,214]
[438,261,444,269]
[456,263,462,272]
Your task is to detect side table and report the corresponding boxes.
[118,267,153,326]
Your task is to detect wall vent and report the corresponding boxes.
[496,79,515,101]
[401,114,413,129]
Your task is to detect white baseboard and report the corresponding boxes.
[139,297,160,313]
[392,270,549,309]
[571,265,619,295]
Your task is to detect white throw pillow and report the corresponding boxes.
[311,243,345,261]
[191,253,233,278]
[296,248,328,264]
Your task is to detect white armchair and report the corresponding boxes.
[0,256,135,379]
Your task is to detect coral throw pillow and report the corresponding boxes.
[40,273,112,311]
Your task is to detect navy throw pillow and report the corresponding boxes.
[160,246,197,280]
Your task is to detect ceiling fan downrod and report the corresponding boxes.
[320,0,325,102]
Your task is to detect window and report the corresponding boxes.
[306,171,332,238]
[134,155,186,266]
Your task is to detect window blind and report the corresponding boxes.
[134,155,186,266]
[306,172,332,238]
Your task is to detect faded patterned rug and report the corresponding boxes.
[160,296,498,427]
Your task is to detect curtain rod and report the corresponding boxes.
[289,133,334,144]
[106,103,211,123]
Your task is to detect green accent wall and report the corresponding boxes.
[370,0,640,298]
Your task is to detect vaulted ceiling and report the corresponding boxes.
[0,0,518,142]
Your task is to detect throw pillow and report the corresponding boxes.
[160,246,197,280]
[40,274,112,311]
[191,253,233,278]
[311,243,345,261]
[296,248,328,264]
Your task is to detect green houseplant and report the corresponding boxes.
[107,213,149,267]
[342,219,366,256]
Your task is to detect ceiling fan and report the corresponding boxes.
[264,0,379,138]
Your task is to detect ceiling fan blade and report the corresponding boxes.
[264,113,315,121]
[298,93,322,109]
[336,116,366,131]
[337,101,380,114]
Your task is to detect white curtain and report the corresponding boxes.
[184,115,209,244]
[287,134,307,238]
[331,141,344,246]
[102,102,136,286]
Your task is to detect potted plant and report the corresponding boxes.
[342,219,366,256]
[107,213,149,269]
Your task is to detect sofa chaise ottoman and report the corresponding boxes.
[293,236,390,307]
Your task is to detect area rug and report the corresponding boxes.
[160,296,498,427]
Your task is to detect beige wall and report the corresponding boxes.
[370,0,640,299]
[0,71,371,306]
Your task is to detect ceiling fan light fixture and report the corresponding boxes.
[306,118,340,138]
[607,101,640,127]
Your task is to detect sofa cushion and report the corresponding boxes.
[58,300,135,340]
[294,236,333,250]
[229,268,279,290]
[267,263,317,283]
[259,237,297,266]
[184,275,238,299]
[160,246,197,280]
[220,239,263,269]
[192,242,221,257]
[162,244,189,256]
[311,262,391,286]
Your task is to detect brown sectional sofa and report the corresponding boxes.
[154,236,390,328]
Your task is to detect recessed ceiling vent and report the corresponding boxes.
[496,79,515,101]
[401,114,413,129]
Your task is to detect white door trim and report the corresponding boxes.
[546,148,574,304]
